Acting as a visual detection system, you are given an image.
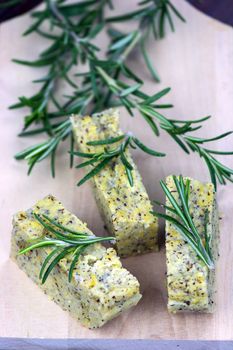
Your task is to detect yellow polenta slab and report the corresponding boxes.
[11,195,141,328]
[166,176,219,312]
[71,108,158,257]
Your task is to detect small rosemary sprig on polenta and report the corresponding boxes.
[153,175,214,269]
[18,213,115,284]
[72,133,165,187]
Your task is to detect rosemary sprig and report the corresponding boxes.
[15,119,71,176]
[18,213,115,283]
[72,133,166,186]
[184,132,233,189]
[155,115,233,189]
[153,175,214,269]
[107,0,186,81]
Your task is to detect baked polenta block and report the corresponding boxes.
[11,195,141,328]
[165,176,219,312]
[71,108,158,257]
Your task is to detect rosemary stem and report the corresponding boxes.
[96,67,119,89]
[118,31,142,63]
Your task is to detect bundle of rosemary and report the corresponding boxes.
[10,0,232,189]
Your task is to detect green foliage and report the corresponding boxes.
[11,0,233,189]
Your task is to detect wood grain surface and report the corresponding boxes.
[0,0,233,340]
[0,339,233,350]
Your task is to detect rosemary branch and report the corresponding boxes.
[18,213,115,283]
[153,175,214,269]
[11,0,233,189]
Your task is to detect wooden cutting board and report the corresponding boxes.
[0,0,233,340]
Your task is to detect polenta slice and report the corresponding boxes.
[165,176,219,312]
[11,195,141,328]
[71,108,158,257]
